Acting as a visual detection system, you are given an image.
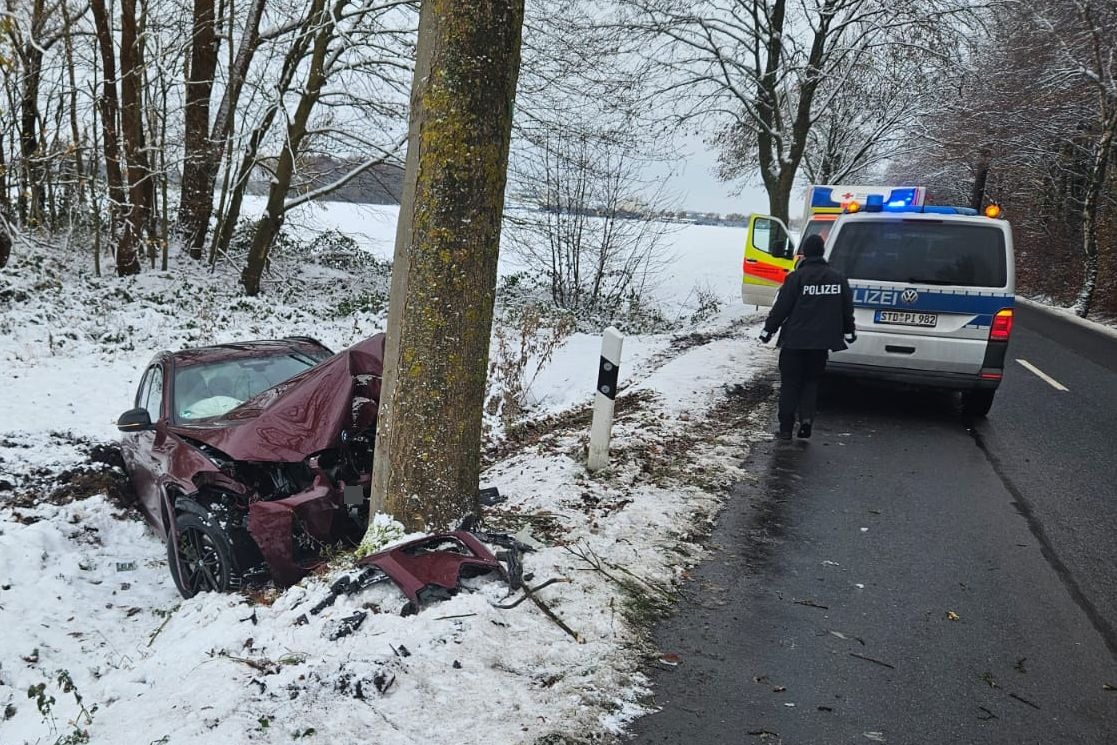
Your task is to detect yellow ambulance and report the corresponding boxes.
[741,185,927,307]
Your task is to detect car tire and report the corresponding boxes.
[168,512,240,598]
[961,389,996,418]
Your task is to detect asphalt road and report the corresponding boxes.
[630,304,1117,744]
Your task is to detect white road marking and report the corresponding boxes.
[1016,359,1069,391]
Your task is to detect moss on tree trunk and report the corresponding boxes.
[370,0,524,532]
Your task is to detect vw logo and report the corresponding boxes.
[901,289,919,305]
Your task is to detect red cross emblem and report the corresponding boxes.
[842,192,855,199]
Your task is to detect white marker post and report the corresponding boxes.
[588,327,624,472]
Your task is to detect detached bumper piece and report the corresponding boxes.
[356,531,503,614]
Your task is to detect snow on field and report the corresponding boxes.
[246,197,751,311]
[0,207,773,744]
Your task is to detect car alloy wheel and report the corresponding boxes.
[168,512,239,598]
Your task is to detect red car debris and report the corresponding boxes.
[305,531,511,619]
[357,532,504,608]
[117,334,386,597]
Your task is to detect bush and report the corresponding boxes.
[487,303,576,427]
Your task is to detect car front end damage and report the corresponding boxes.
[165,334,385,590]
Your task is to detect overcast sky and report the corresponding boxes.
[653,134,774,216]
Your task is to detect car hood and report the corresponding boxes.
[169,333,385,462]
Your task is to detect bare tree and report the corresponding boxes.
[60,1,87,224]
[616,0,973,224]
[889,0,1116,316]
[177,0,220,259]
[0,14,16,237]
[799,47,935,185]
[207,3,323,268]
[116,0,152,276]
[90,0,128,243]
[369,0,524,533]
[239,0,412,295]
[500,0,677,321]
[4,0,69,228]
[181,0,268,261]
[1031,0,1117,316]
[506,133,674,319]
[0,0,420,283]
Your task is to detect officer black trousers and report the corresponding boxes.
[777,348,829,433]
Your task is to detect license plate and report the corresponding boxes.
[874,310,938,327]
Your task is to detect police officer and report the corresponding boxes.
[759,234,855,439]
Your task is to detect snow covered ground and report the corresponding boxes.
[0,205,775,744]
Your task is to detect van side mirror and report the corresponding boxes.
[117,408,153,432]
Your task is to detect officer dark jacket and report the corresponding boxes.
[763,257,856,351]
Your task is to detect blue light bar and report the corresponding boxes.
[865,194,885,212]
[920,206,978,215]
[860,203,978,216]
[886,188,918,208]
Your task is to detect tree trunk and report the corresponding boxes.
[1073,121,1115,318]
[90,0,127,230]
[767,169,795,226]
[137,0,158,245]
[969,151,990,212]
[0,129,8,222]
[116,0,150,276]
[17,30,44,227]
[61,1,86,221]
[754,0,787,224]
[0,216,10,268]
[177,0,219,258]
[241,0,334,296]
[368,0,524,533]
[185,0,268,260]
[753,0,829,226]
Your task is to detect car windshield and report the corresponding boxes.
[174,352,322,421]
[828,220,1007,287]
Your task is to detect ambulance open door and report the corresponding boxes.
[742,214,795,307]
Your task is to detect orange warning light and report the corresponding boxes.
[984,204,1002,218]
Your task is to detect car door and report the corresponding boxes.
[742,214,795,307]
[124,365,165,527]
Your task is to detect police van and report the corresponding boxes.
[743,194,1015,417]
[742,185,926,306]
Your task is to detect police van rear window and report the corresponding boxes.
[828,222,1007,287]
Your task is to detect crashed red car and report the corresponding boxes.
[117,334,385,597]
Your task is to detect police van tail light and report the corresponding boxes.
[990,308,1014,341]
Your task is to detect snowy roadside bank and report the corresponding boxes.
[0,320,773,745]
[1,224,777,743]
[1018,296,1117,340]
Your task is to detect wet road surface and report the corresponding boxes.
[630,303,1117,744]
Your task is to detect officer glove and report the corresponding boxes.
[844,332,857,344]
[759,330,773,344]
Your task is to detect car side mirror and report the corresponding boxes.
[117,407,153,432]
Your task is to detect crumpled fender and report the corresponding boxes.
[247,474,339,586]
